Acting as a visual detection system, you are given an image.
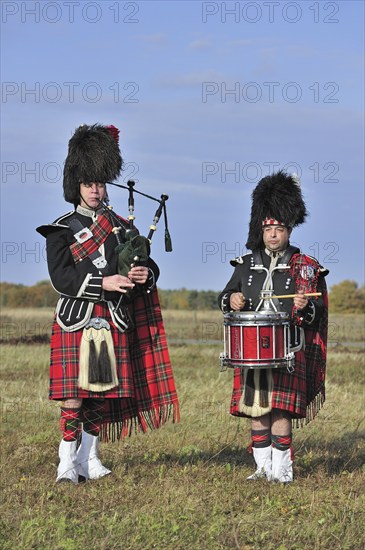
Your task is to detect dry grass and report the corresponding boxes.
[0,310,364,549]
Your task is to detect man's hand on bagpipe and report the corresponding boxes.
[102,274,135,293]
[128,266,149,285]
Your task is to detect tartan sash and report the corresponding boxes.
[69,213,114,264]
[289,253,321,326]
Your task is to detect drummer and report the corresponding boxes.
[218,171,329,483]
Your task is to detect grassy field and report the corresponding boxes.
[0,308,364,549]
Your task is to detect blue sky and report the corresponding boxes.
[1,0,364,291]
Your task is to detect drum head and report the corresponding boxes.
[224,310,289,326]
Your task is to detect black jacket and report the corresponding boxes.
[37,208,159,331]
[218,246,327,328]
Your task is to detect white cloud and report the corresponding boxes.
[188,39,211,51]
[137,33,167,45]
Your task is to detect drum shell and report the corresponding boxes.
[221,310,293,369]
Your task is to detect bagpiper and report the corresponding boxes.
[37,124,179,483]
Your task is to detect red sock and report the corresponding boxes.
[251,429,271,448]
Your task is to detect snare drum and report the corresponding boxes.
[220,310,294,369]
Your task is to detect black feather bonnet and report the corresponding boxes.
[63,124,122,206]
[246,170,308,251]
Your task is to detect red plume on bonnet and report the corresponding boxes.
[63,123,122,206]
[106,125,120,144]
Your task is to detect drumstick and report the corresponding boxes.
[263,292,322,299]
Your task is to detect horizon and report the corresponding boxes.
[0,277,362,294]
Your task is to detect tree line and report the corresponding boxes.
[0,280,364,313]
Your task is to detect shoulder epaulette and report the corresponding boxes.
[53,211,75,225]
[230,252,251,267]
[36,211,75,238]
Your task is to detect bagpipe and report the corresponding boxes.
[98,180,172,295]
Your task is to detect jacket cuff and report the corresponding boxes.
[144,268,156,292]
[220,292,232,313]
[297,300,316,325]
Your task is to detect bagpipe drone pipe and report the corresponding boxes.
[98,180,172,299]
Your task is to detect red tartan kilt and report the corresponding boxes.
[49,293,179,437]
[49,302,134,400]
[230,350,307,419]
